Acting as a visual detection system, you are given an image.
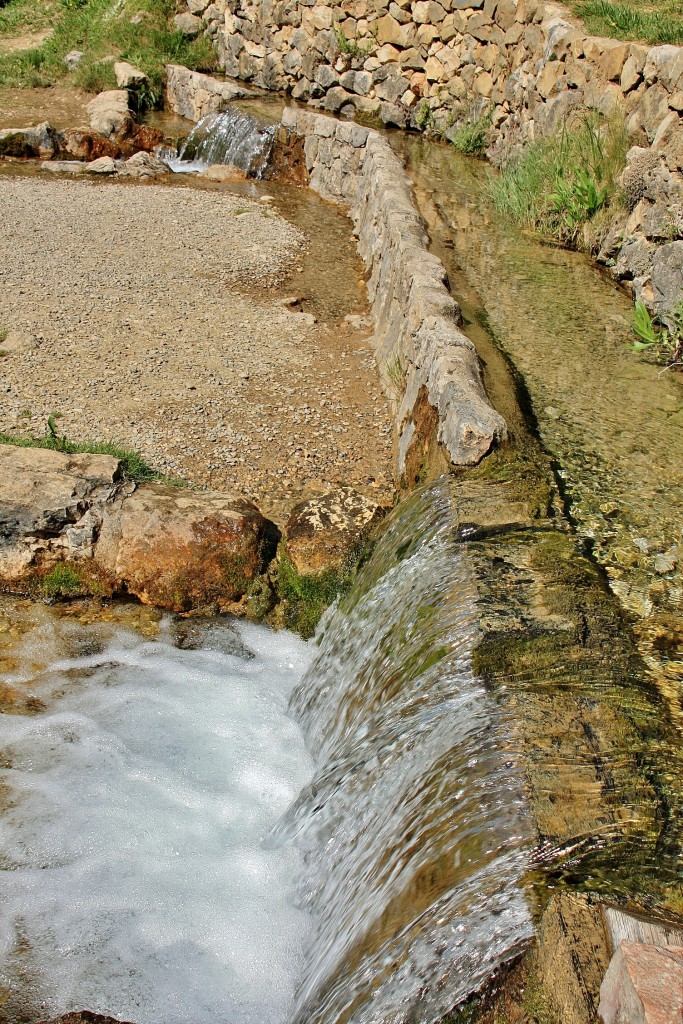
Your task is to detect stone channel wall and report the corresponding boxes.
[277,107,507,474]
[178,0,683,308]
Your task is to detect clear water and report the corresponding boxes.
[0,610,313,1024]
[162,108,276,177]
[274,480,534,1024]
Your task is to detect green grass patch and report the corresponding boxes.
[0,0,217,98]
[573,0,683,45]
[449,110,492,157]
[488,113,629,246]
[0,415,181,484]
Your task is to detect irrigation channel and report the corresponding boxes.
[0,100,682,1024]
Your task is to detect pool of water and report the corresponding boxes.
[0,601,313,1024]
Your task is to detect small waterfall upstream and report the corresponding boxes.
[162,108,276,176]
[276,479,534,1024]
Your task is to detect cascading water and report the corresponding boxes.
[162,108,276,176]
[273,479,534,1024]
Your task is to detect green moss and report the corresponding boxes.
[466,446,555,520]
[276,550,355,639]
[0,132,35,158]
[40,563,85,599]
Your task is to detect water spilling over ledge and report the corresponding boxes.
[162,108,276,176]
[275,480,535,1024]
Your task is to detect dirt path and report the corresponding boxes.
[0,86,90,130]
[0,173,394,525]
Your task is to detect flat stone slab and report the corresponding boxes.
[284,486,384,576]
[598,941,683,1024]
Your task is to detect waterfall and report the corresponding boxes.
[163,108,276,176]
[273,479,534,1024]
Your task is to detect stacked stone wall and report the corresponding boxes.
[178,0,683,307]
[279,107,507,473]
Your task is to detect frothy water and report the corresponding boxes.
[275,481,534,1024]
[163,108,276,176]
[0,613,314,1024]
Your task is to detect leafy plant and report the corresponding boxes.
[333,24,372,60]
[489,113,629,247]
[415,99,436,134]
[630,299,683,367]
[449,109,492,156]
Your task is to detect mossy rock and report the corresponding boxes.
[0,133,37,159]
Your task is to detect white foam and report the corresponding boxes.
[0,613,314,1024]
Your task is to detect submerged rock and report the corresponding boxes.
[38,1015,137,1024]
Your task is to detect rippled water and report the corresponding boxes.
[391,135,683,664]
[0,610,313,1024]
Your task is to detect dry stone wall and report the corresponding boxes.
[279,107,507,473]
[179,0,683,307]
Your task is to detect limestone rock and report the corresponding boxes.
[0,445,124,590]
[119,150,168,177]
[86,155,119,174]
[59,127,122,161]
[40,160,87,174]
[651,240,683,310]
[86,90,131,137]
[95,484,269,612]
[598,941,683,1024]
[200,163,248,180]
[63,49,84,70]
[283,487,385,577]
[165,64,254,121]
[0,123,57,159]
[114,60,148,89]
[173,12,203,36]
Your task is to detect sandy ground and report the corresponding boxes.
[0,86,90,130]
[0,172,394,525]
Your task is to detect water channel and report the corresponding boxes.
[0,97,682,1023]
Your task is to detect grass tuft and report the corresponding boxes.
[488,113,629,246]
[0,0,217,97]
[573,0,683,45]
[0,418,182,484]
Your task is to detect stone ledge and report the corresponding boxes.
[165,64,258,121]
[279,106,507,475]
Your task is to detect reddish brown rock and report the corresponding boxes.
[598,941,683,1024]
[117,122,165,155]
[95,483,269,612]
[283,486,385,577]
[37,1014,136,1024]
[59,128,122,161]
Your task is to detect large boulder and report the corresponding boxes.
[95,484,269,612]
[86,90,131,137]
[0,445,125,593]
[59,127,122,161]
[0,123,58,159]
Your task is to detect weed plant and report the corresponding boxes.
[449,109,492,156]
[333,24,373,61]
[573,0,683,44]
[0,0,217,98]
[631,299,683,368]
[488,114,629,245]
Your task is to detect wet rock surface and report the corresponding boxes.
[598,941,683,1024]
[95,483,269,612]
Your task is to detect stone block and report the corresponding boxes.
[173,12,202,35]
[375,13,412,46]
[652,240,683,310]
[598,942,683,1024]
